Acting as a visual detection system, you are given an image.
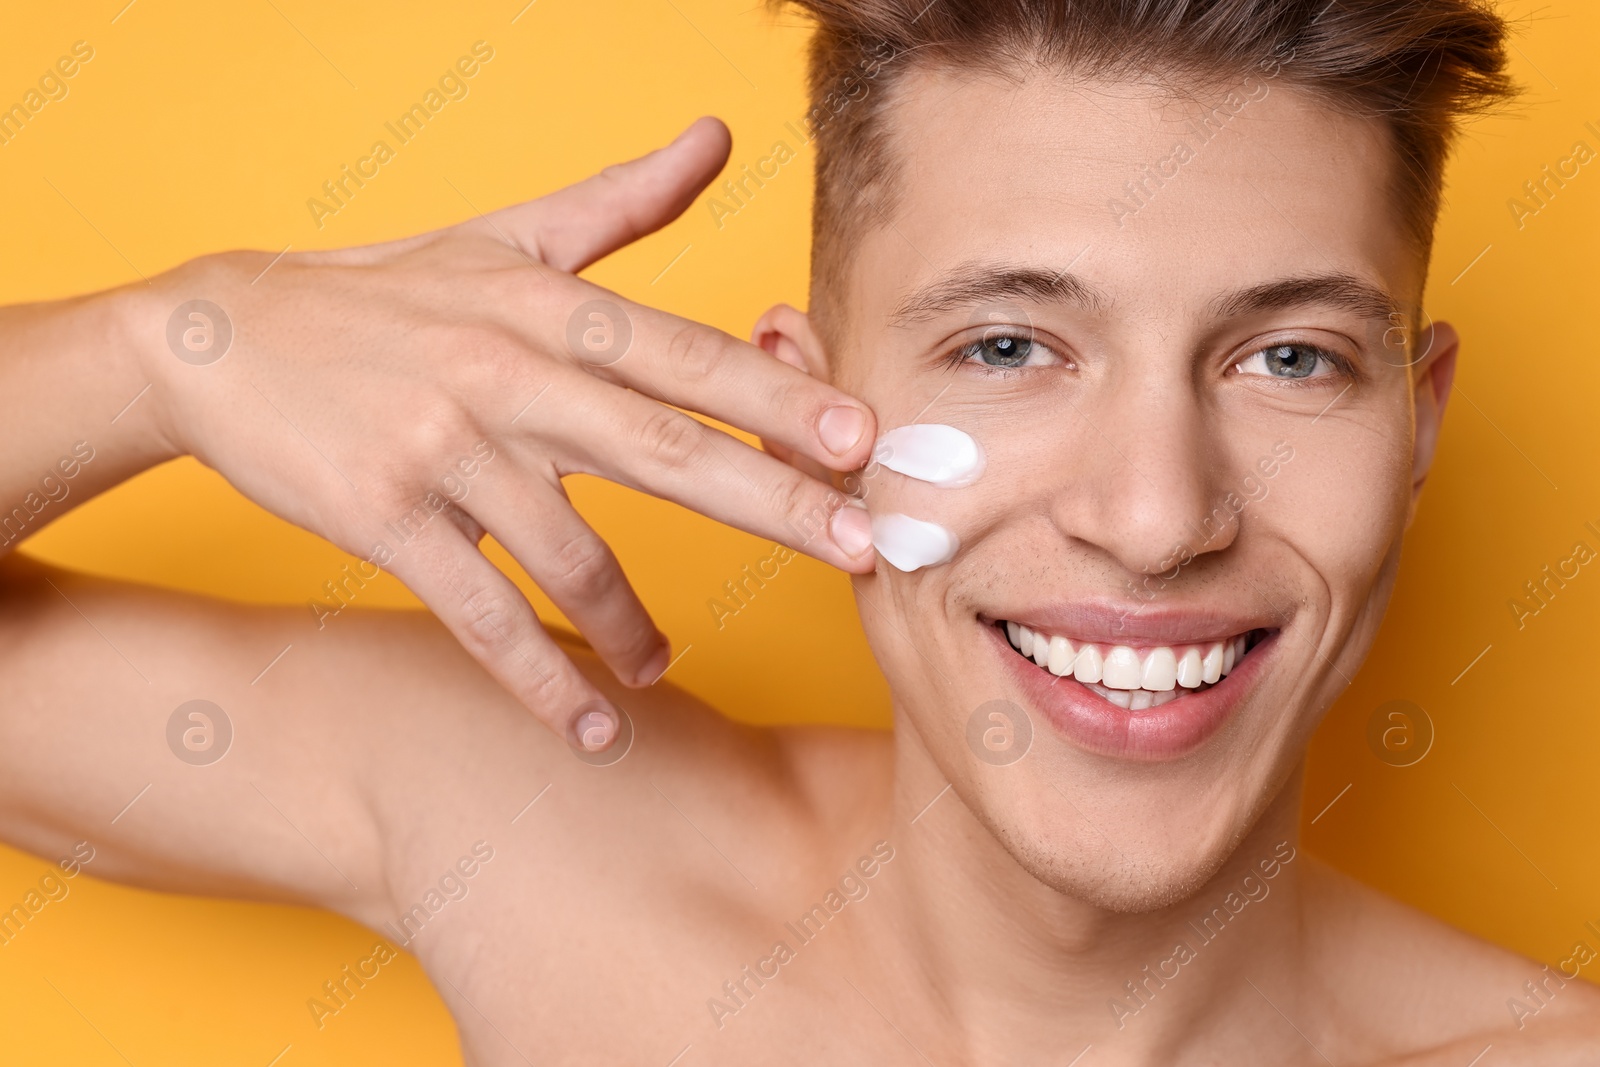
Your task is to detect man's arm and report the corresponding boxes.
[0,551,808,944]
[0,555,399,922]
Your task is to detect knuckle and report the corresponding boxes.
[665,322,728,383]
[455,324,528,393]
[614,622,661,668]
[403,329,528,461]
[407,396,468,461]
[782,385,834,447]
[770,472,830,541]
[454,587,587,718]
[547,529,620,599]
[636,407,707,469]
[519,657,587,719]
[453,586,530,665]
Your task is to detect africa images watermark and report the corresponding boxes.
[375,840,496,950]
[706,541,802,631]
[781,425,898,552]
[1506,518,1600,631]
[704,40,898,231]
[0,39,95,148]
[1106,42,1296,228]
[705,840,896,1030]
[0,840,97,948]
[166,699,234,767]
[1116,440,1296,626]
[1106,839,1298,1030]
[305,939,404,1031]
[0,440,96,548]
[307,441,498,630]
[306,41,496,230]
[1505,116,1600,232]
[1504,918,1600,1030]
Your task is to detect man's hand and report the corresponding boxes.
[127,117,876,750]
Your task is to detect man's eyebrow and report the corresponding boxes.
[1209,273,1400,323]
[889,262,1111,327]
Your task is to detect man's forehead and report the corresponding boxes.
[851,67,1420,318]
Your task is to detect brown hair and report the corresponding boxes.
[774,0,1517,339]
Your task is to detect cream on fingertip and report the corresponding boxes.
[873,424,985,488]
[870,512,960,572]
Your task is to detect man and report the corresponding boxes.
[2,0,1596,1063]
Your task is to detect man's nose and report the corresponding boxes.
[1050,370,1237,578]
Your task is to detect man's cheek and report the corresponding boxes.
[1261,446,1409,595]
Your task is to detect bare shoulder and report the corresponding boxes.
[370,620,897,909]
[364,622,902,1038]
[1300,858,1600,1065]
[552,627,895,840]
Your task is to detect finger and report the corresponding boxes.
[535,372,877,572]
[384,515,624,751]
[541,285,877,474]
[466,479,670,688]
[500,116,731,274]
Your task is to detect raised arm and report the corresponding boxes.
[0,116,877,755]
[0,555,397,919]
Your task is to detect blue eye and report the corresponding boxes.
[1235,343,1340,380]
[950,331,1059,370]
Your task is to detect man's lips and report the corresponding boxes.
[978,601,1278,648]
[986,619,1281,761]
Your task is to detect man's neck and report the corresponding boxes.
[845,726,1311,1064]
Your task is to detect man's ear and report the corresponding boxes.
[1408,318,1460,526]
[750,303,836,481]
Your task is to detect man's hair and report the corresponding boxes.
[775,0,1517,341]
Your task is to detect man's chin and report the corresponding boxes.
[992,822,1243,915]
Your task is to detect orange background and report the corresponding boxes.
[0,0,1595,1059]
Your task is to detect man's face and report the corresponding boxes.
[799,69,1453,910]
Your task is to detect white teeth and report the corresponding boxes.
[1073,644,1104,684]
[1102,646,1142,689]
[1140,646,1178,692]
[1047,634,1076,676]
[1004,621,1260,708]
[1176,647,1204,689]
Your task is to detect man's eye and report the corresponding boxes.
[952,332,1056,370]
[1234,343,1341,381]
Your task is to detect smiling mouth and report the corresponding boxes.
[997,620,1273,711]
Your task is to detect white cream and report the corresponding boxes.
[870,512,960,572]
[873,424,985,488]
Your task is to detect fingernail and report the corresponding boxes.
[830,499,874,557]
[635,642,671,686]
[575,707,617,751]
[818,405,868,457]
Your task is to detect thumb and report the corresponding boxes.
[508,116,732,274]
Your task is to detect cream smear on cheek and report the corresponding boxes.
[866,424,983,572]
